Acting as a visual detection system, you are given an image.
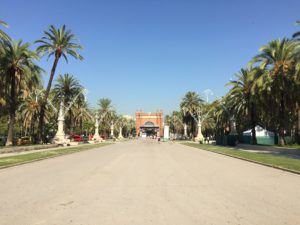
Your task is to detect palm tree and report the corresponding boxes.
[0,40,42,145]
[226,68,263,144]
[98,98,115,137]
[98,98,113,115]
[180,91,204,137]
[35,25,83,141]
[0,20,10,109]
[0,20,10,41]
[116,116,127,138]
[214,97,231,134]
[52,74,83,134]
[19,91,42,138]
[167,111,184,136]
[292,21,300,144]
[249,39,300,145]
[73,100,92,135]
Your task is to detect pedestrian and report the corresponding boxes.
[158,136,161,143]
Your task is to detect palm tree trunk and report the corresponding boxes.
[80,117,83,134]
[297,103,300,144]
[69,112,73,134]
[38,56,60,142]
[250,102,257,145]
[6,70,16,146]
[278,94,286,146]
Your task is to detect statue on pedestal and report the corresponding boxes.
[93,114,102,142]
[110,123,115,138]
[54,100,69,145]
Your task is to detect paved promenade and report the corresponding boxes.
[0,139,299,225]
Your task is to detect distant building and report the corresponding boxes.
[135,111,163,137]
[123,115,133,120]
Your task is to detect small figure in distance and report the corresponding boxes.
[158,136,161,144]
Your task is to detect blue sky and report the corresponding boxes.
[1,0,300,117]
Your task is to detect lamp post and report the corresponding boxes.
[183,123,188,137]
[195,120,204,143]
[118,126,123,139]
[93,114,101,141]
[110,123,114,138]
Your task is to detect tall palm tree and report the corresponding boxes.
[292,20,300,144]
[250,39,300,145]
[73,100,92,134]
[0,20,10,108]
[226,68,263,144]
[180,91,204,136]
[0,20,10,42]
[116,115,127,138]
[168,111,184,135]
[213,97,231,135]
[35,25,83,141]
[98,98,115,137]
[0,40,42,145]
[19,91,42,137]
[52,74,83,134]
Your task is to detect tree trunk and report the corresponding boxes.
[69,111,73,134]
[296,104,300,144]
[80,117,83,134]
[6,70,16,146]
[250,102,257,145]
[278,94,286,146]
[38,56,60,143]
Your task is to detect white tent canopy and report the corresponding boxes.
[243,125,274,137]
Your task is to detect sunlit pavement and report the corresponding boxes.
[0,139,299,225]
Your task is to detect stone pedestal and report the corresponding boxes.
[230,119,238,135]
[54,101,68,145]
[195,122,204,143]
[184,123,188,137]
[164,125,169,141]
[93,114,102,142]
[118,126,123,139]
[110,123,114,138]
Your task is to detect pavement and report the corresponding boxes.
[0,139,299,225]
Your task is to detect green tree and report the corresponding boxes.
[292,20,300,144]
[180,91,204,137]
[226,68,263,144]
[19,91,42,138]
[52,74,84,133]
[165,111,184,136]
[98,98,115,137]
[35,25,83,141]
[0,40,42,145]
[250,39,300,145]
[0,20,10,42]
[73,100,92,135]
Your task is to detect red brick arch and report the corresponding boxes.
[135,111,163,137]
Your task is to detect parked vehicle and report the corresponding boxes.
[71,134,82,142]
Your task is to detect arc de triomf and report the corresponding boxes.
[135,111,163,137]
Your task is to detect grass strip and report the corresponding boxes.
[0,142,112,169]
[182,143,300,174]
